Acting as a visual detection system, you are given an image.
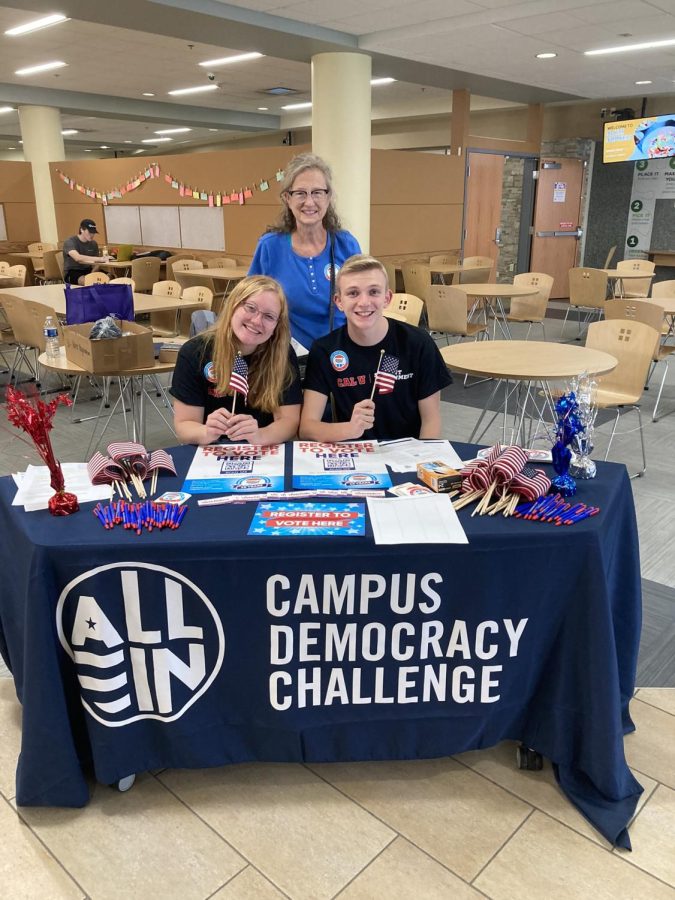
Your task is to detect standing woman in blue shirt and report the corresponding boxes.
[248,153,361,355]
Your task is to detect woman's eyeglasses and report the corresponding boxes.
[241,301,279,326]
[286,189,330,201]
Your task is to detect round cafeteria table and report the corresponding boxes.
[459,283,539,338]
[441,340,617,444]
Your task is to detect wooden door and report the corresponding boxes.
[463,152,504,272]
[530,158,584,299]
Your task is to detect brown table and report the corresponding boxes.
[441,340,617,444]
[602,268,654,298]
[460,283,539,338]
[1,283,202,318]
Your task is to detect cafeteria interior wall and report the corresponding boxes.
[50,146,465,261]
[583,142,632,269]
[0,160,39,243]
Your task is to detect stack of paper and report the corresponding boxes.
[377,438,464,472]
[12,464,112,512]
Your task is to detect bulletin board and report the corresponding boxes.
[103,206,142,245]
[179,206,225,251]
[140,205,181,247]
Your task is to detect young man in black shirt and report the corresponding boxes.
[62,219,110,285]
[300,254,451,441]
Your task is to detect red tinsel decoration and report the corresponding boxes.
[5,385,79,515]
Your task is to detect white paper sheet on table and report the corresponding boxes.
[12,463,112,511]
[377,438,464,472]
[367,494,468,544]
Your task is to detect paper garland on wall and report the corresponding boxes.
[55,164,285,208]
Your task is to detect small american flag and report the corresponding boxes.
[229,354,249,399]
[374,354,399,394]
[491,446,529,485]
[148,449,176,475]
[510,465,551,502]
[107,441,145,462]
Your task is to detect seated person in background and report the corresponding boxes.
[171,275,302,446]
[300,255,452,442]
[62,219,110,285]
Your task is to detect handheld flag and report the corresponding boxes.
[374,353,399,394]
[229,353,249,413]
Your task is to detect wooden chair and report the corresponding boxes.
[381,261,399,294]
[55,251,66,281]
[130,256,161,293]
[0,293,61,383]
[401,262,431,305]
[385,293,424,327]
[429,252,461,266]
[200,257,237,268]
[109,277,136,290]
[164,254,198,280]
[8,254,37,286]
[35,249,63,285]
[178,285,213,337]
[585,318,659,476]
[460,256,493,285]
[0,261,9,274]
[563,267,609,338]
[150,280,183,336]
[507,272,554,340]
[2,265,27,288]
[426,284,488,344]
[602,245,617,269]
[616,258,655,298]
[83,271,109,285]
[650,279,675,299]
[172,258,203,273]
[27,241,56,255]
[603,298,674,423]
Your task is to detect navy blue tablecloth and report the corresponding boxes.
[0,443,643,848]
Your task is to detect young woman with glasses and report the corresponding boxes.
[170,275,302,445]
[248,153,361,355]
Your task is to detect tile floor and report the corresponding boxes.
[0,308,674,898]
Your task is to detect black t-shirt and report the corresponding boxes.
[304,319,452,440]
[169,336,302,428]
[63,235,99,274]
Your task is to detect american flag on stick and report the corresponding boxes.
[229,354,249,400]
[374,353,399,394]
[510,465,551,502]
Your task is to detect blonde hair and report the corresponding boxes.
[270,153,342,234]
[200,275,293,413]
[336,254,389,292]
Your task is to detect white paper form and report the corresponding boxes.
[367,494,468,545]
[377,439,464,472]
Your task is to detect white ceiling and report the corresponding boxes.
[0,0,674,155]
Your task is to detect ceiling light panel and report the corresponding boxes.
[199,52,263,66]
[15,61,67,76]
[5,14,69,36]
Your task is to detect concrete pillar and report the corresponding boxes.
[311,52,371,252]
[18,105,64,242]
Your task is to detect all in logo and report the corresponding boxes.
[330,350,349,372]
[56,562,224,726]
[203,361,217,383]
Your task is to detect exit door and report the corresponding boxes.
[530,158,584,299]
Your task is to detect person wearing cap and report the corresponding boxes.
[62,219,110,285]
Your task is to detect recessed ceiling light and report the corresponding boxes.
[154,127,191,135]
[134,149,145,154]
[5,14,69,36]
[168,84,219,96]
[635,80,653,85]
[257,107,268,111]
[61,129,78,135]
[100,145,109,149]
[370,77,396,85]
[262,86,297,96]
[0,107,14,114]
[84,149,92,152]
[199,52,263,67]
[15,61,67,76]
[208,128,218,131]
[585,37,675,56]
[281,101,312,110]
[7,147,16,150]
[536,52,557,59]
[123,140,133,144]
[142,92,155,97]
[142,137,172,143]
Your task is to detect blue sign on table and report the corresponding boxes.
[248,502,366,537]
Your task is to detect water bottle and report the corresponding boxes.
[43,316,60,360]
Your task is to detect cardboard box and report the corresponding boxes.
[63,320,155,373]
[158,342,183,363]
[417,460,463,493]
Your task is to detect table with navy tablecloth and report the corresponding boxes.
[0,443,643,848]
